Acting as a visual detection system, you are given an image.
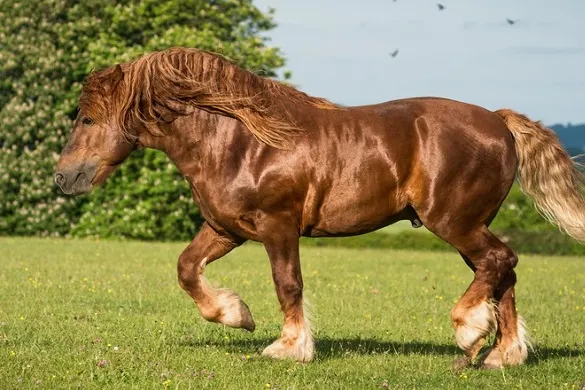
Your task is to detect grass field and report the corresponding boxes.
[0,237,584,389]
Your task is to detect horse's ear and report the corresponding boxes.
[107,64,124,93]
[112,64,124,83]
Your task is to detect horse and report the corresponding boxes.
[54,47,585,369]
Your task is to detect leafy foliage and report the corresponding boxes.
[0,0,289,240]
[491,184,555,232]
[300,228,585,256]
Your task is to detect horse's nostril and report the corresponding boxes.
[55,173,65,185]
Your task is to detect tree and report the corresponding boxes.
[0,0,290,240]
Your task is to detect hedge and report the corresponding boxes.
[0,0,289,240]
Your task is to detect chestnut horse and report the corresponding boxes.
[55,47,585,369]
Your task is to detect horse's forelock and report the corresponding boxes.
[78,67,123,123]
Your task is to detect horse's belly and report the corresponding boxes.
[303,189,406,237]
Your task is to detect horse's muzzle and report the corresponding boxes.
[54,164,97,196]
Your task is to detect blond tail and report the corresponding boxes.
[495,109,585,242]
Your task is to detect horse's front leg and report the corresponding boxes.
[258,216,314,362]
[177,222,255,331]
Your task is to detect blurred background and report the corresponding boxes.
[1,0,584,255]
[255,0,584,125]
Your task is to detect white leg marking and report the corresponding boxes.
[481,315,532,367]
[215,288,255,331]
[503,315,532,365]
[262,302,315,362]
[199,256,208,271]
[455,301,497,353]
[195,259,256,331]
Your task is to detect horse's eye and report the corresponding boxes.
[81,117,94,126]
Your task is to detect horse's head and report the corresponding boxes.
[55,65,136,196]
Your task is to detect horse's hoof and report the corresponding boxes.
[215,289,256,331]
[476,346,501,368]
[261,338,314,363]
[476,339,529,368]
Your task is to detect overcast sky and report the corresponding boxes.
[253,0,584,125]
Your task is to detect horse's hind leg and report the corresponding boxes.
[436,227,519,366]
[177,222,255,331]
[477,270,531,368]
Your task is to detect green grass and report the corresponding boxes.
[0,237,583,389]
[377,221,431,235]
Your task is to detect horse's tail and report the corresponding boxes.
[495,108,585,242]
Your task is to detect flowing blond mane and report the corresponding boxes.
[79,47,339,148]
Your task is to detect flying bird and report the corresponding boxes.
[390,49,399,58]
[437,3,445,11]
[506,18,517,25]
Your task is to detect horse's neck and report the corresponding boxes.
[139,97,327,178]
[138,109,242,180]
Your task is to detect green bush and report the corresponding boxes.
[300,231,452,252]
[300,228,585,256]
[490,184,556,232]
[0,0,289,240]
[496,229,585,256]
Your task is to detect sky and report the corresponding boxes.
[253,0,585,125]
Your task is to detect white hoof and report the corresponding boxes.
[262,314,314,363]
[215,289,256,331]
[479,315,531,368]
[261,335,314,363]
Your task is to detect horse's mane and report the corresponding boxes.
[79,47,339,148]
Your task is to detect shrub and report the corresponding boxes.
[0,0,289,240]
